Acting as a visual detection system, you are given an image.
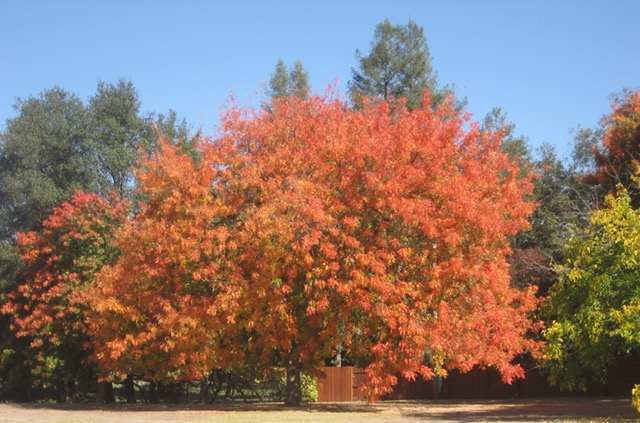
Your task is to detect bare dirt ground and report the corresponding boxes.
[0,398,637,423]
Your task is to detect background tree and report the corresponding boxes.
[542,178,640,402]
[0,88,92,242]
[88,79,155,198]
[0,80,185,284]
[0,191,128,401]
[483,108,602,295]
[90,92,539,405]
[267,59,311,102]
[511,144,601,296]
[586,89,640,206]
[0,87,93,401]
[349,19,439,110]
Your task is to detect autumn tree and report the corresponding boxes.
[542,177,640,405]
[349,19,440,110]
[586,89,640,206]
[84,138,232,388]
[0,191,128,401]
[88,92,538,405]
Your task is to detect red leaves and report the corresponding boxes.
[1,191,129,378]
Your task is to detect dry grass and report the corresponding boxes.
[0,398,637,423]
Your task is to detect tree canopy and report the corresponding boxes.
[2,18,636,406]
[87,92,538,404]
[0,88,92,240]
[87,79,153,198]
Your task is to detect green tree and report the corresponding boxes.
[289,60,310,99]
[0,88,92,240]
[0,79,158,243]
[0,80,156,291]
[483,107,534,176]
[510,144,602,294]
[88,79,154,198]
[0,87,90,401]
[349,19,439,110]
[571,125,601,176]
[542,178,640,403]
[267,59,311,101]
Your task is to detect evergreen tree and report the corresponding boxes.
[483,108,600,295]
[289,60,310,100]
[268,59,291,100]
[349,19,438,110]
[267,59,311,101]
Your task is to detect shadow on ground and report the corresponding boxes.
[394,398,638,422]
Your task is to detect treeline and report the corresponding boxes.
[0,19,639,407]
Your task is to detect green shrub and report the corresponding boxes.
[301,373,318,402]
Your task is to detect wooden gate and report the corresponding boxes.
[317,367,367,402]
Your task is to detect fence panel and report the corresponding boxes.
[317,355,639,402]
[352,369,368,401]
[317,367,354,402]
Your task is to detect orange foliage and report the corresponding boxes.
[88,92,539,398]
[591,90,640,202]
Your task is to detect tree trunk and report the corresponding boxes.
[124,374,136,404]
[105,381,114,403]
[96,381,114,403]
[198,377,209,403]
[149,381,160,403]
[55,378,66,403]
[284,357,302,406]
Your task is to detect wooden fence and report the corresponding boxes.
[386,357,640,400]
[316,355,640,402]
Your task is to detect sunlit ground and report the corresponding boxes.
[0,398,636,423]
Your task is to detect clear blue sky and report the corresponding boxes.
[1,0,638,158]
